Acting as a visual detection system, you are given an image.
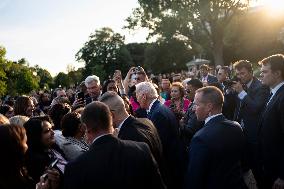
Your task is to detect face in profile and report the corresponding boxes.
[41,121,55,148]
[260,64,278,88]
[136,92,147,109]
[193,92,209,121]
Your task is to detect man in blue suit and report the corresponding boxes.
[258,54,284,189]
[232,60,270,185]
[184,86,246,189]
[200,64,218,85]
[135,82,187,189]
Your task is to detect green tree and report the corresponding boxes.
[144,38,194,73]
[68,69,83,87]
[54,72,70,88]
[224,8,284,64]
[0,46,7,96]
[33,65,53,90]
[76,27,133,80]
[126,0,251,67]
[5,60,39,96]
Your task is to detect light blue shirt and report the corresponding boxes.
[266,81,284,105]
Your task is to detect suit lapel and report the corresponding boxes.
[263,84,284,114]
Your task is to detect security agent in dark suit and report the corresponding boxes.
[184,86,246,189]
[232,60,270,184]
[99,91,165,183]
[135,82,188,189]
[258,54,284,189]
[64,101,166,189]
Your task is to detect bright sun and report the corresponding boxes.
[261,0,284,16]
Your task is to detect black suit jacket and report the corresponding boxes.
[184,115,246,189]
[181,102,204,147]
[64,134,166,189]
[201,74,218,84]
[234,77,270,144]
[259,84,284,183]
[148,100,188,189]
[118,116,164,177]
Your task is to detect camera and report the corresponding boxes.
[225,76,241,88]
[134,66,143,73]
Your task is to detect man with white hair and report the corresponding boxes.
[84,75,101,104]
[135,81,187,189]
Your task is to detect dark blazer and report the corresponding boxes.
[180,102,204,147]
[259,84,284,186]
[184,115,246,189]
[148,100,188,189]
[64,134,166,189]
[222,80,238,120]
[234,77,270,144]
[204,74,218,84]
[118,116,165,178]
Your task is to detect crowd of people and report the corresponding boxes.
[0,53,284,189]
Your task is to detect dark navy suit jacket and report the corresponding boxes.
[148,100,188,189]
[234,77,270,144]
[184,115,246,189]
[259,84,284,185]
[64,134,166,189]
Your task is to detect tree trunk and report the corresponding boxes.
[212,38,225,67]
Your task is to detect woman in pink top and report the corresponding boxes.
[164,82,191,121]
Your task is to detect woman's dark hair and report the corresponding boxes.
[61,112,81,137]
[14,96,32,116]
[0,124,29,187]
[24,116,52,152]
[48,103,71,130]
[102,79,116,95]
[0,105,12,115]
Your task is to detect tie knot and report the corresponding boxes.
[242,84,248,92]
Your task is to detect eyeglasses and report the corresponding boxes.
[186,90,191,93]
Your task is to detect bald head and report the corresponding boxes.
[99,92,129,128]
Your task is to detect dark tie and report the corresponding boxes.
[267,92,273,104]
[242,84,248,92]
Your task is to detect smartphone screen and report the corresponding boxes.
[77,92,85,101]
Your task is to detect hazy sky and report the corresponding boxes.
[0,0,147,76]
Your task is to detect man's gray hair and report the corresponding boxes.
[99,91,125,113]
[135,82,158,99]
[85,75,100,87]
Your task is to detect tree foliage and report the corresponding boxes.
[126,0,251,66]
[144,38,194,73]
[54,72,70,88]
[0,45,54,97]
[76,27,133,80]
